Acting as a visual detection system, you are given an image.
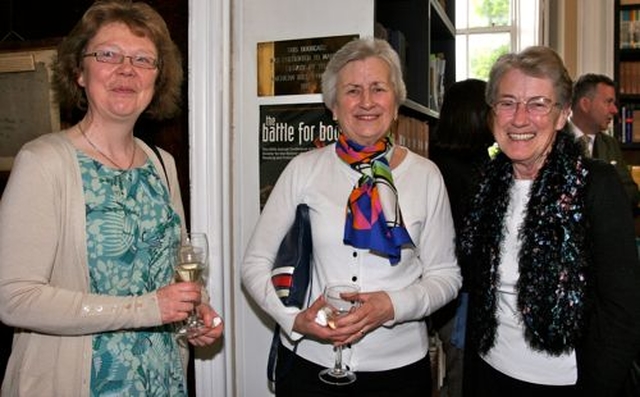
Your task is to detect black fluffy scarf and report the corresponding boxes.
[458,129,590,355]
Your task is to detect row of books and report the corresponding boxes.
[618,62,640,95]
[430,53,446,111]
[618,105,640,143]
[620,9,640,49]
[391,114,429,157]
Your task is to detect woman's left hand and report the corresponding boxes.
[343,291,394,344]
[186,304,224,346]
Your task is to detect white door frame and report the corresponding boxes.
[189,0,233,395]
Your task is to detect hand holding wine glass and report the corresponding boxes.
[318,283,360,385]
[174,232,208,336]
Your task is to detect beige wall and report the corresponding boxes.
[563,0,578,77]
[563,0,578,76]
[547,0,613,79]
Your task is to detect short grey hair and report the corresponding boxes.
[486,46,572,108]
[321,37,406,110]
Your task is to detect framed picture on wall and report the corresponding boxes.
[0,47,59,173]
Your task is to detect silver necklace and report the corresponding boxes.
[78,123,136,170]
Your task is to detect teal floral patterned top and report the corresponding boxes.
[78,152,186,397]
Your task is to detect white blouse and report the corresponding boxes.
[482,179,577,385]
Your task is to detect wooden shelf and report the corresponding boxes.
[431,0,455,38]
[621,0,640,7]
[620,93,640,101]
[619,48,640,59]
[402,99,440,120]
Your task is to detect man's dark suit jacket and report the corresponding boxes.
[593,131,640,209]
[578,159,640,395]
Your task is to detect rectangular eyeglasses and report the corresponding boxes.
[492,96,560,117]
[83,50,158,70]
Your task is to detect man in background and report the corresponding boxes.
[569,73,640,210]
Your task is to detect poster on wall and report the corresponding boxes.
[259,103,339,208]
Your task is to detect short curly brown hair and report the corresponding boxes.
[51,0,183,120]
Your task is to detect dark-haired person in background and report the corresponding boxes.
[569,73,640,209]
[429,78,494,397]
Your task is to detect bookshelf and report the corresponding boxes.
[616,0,640,234]
[615,0,640,154]
[375,0,456,121]
[374,0,455,159]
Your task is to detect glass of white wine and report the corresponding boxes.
[174,232,208,336]
[318,283,360,385]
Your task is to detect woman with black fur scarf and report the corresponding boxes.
[459,46,640,397]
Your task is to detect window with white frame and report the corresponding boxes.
[455,0,542,81]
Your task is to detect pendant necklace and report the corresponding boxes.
[78,123,137,170]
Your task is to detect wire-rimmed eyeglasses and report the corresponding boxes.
[83,50,158,70]
[492,96,560,117]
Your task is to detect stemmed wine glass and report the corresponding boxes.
[318,283,360,385]
[174,232,209,336]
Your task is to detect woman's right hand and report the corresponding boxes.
[292,294,365,345]
[156,282,202,324]
[292,296,328,338]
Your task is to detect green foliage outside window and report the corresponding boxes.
[475,0,510,27]
[470,43,509,80]
[465,0,511,80]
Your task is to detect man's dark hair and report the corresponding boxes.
[572,73,616,108]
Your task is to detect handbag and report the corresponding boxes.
[267,203,313,383]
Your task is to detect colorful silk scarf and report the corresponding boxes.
[335,133,413,265]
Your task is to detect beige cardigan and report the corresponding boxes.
[0,132,187,396]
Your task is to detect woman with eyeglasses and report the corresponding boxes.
[0,1,223,396]
[458,46,640,397]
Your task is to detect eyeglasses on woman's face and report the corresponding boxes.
[492,96,560,117]
[83,50,158,70]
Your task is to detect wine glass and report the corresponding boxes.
[318,283,360,385]
[174,232,209,336]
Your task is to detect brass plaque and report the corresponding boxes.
[257,34,358,96]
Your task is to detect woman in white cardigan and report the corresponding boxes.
[242,37,461,396]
